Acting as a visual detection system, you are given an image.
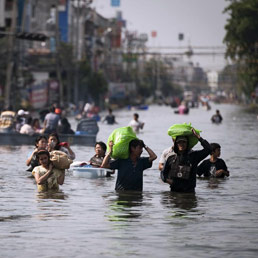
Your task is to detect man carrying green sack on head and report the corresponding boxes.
[101,139,157,191]
[160,123,211,193]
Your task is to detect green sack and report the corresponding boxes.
[107,126,137,159]
[167,123,201,149]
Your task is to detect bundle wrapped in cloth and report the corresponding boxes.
[167,122,201,149]
[107,126,137,159]
[50,150,73,169]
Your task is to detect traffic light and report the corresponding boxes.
[16,32,48,41]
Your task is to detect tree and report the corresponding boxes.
[224,0,258,100]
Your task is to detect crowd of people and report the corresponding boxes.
[0,105,74,135]
[26,125,229,193]
[0,104,229,193]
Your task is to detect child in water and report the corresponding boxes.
[197,143,229,178]
[32,149,65,192]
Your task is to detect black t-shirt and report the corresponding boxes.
[197,158,228,178]
[104,114,115,125]
[110,157,152,191]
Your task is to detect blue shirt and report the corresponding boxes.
[110,157,152,191]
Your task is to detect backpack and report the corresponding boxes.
[50,150,73,169]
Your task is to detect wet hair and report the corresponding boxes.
[26,116,33,125]
[48,132,60,150]
[35,135,47,147]
[36,148,50,160]
[50,106,55,113]
[129,139,144,153]
[95,141,107,153]
[61,117,69,125]
[173,136,189,154]
[210,143,221,153]
[32,118,40,127]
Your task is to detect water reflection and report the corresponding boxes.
[161,191,198,217]
[198,177,228,189]
[36,190,68,200]
[106,191,143,222]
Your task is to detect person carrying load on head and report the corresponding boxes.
[160,123,211,193]
[101,138,157,191]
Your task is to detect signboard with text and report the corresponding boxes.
[29,82,48,109]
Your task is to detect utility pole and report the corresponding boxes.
[74,4,80,105]
[55,2,64,107]
[4,0,17,109]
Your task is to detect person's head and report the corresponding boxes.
[25,116,33,125]
[32,118,40,128]
[35,135,48,148]
[17,109,29,117]
[108,108,113,114]
[55,108,62,115]
[49,106,55,113]
[95,141,107,157]
[216,109,220,114]
[133,113,139,121]
[129,139,144,157]
[174,136,189,153]
[61,118,69,126]
[210,143,221,158]
[48,132,60,150]
[36,149,50,167]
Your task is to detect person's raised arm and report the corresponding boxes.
[100,141,113,168]
[143,142,157,162]
[26,149,37,166]
[191,128,211,161]
[64,143,75,160]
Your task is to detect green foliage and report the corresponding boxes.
[224,0,258,98]
[78,60,107,105]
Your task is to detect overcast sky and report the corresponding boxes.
[91,0,230,71]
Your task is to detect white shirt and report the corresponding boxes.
[128,119,144,133]
[20,124,35,136]
[159,147,174,164]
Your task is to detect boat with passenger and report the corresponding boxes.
[0,118,99,146]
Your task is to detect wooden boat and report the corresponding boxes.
[72,167,113,178]
[0,118,98,146]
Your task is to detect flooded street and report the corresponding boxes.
[1,104,258,258]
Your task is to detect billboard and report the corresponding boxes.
[29,81,48,109]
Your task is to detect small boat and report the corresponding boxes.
[0,118,99,146]
[127,105,149,110]
[72,167,113,178]
[0,132,97,146]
